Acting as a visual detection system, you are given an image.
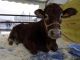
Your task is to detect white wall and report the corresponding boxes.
[25,1,46,9]
[39,3,45,9]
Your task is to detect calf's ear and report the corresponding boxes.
[62,8,77,18]
[34,9,44,15]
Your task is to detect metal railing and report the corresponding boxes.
[0,14,39,31]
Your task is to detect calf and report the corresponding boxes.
[8,3,77,54]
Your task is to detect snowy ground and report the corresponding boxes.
[0,33,80,60]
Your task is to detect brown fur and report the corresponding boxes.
[8,3,77,55]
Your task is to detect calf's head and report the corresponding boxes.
[35,3,77,39]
